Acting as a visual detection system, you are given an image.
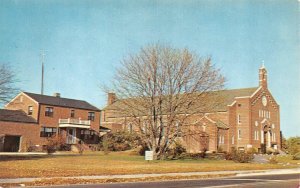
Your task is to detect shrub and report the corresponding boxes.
[226,148,254,163]
[27,145,43,152]
[59,144,71,151]
[45,136,65,154]
[138,144,150,156]
[286,137,300,155]
[233,151,254,163]
[99,131,142,152]
[266,148,276,155]
[247,147,258,154]
[166,142,186,159]
[178,153,203,160]
[293,152,300,160]
[200,148,208,158]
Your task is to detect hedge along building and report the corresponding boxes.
[1,92,100,152]
[101,65,281,153]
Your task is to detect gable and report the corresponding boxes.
[250,87,279,109]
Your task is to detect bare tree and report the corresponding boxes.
[0,64,18,105]
[108,44,225,159]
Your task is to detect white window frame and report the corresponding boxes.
[232,136,235,144]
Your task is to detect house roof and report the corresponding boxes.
[215,120,229,129]
[0,109,37,123]
[23,92,100,111]
[104,87,259,113]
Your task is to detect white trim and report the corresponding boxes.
[227,101,236,107]
[204,111,228,115]
[235,96,250,99]
[204,116,216,124]
[5,92,39,107]
[261,118,269,124]
[59,124,90,129]
[250,86,262,98]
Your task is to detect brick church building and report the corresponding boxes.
[101,65,281,153]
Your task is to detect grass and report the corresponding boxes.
[0,151,298,179]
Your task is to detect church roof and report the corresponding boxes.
[0,109,37,123]
[23,92,100,111]
[104,87,258,113]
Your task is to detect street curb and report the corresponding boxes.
[0,168,299,184]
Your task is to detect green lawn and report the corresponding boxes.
[0,151,298,178]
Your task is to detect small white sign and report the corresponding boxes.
[145,151,154,161]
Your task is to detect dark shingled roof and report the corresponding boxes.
[24,92,100,111]
[0,109,37,123]
[104,87,259,112]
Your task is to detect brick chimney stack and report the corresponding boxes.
[107,93,117,105]
[53,93,61,97]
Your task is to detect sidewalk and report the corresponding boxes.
[0,168,299,184]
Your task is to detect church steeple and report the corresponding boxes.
[259,62,267,88]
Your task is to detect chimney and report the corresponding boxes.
[53,93,61,97]
[107,93,116,105]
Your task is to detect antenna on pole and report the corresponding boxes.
[40,50,46,95]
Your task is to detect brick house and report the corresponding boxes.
[101,65,281,153]
[1,92,100,151]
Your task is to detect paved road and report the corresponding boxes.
[32,173,299,188]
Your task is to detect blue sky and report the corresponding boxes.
[0,0,299,137]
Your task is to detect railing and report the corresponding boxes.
[59,118,91,126]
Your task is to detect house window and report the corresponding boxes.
[127,123,133,133]
[237,114,241,124]
[254,131,259,140]
[259,110,262,117]
[232,136,235,144]
[255,121,258,127]
[88,112,95,121]
[40,127,57,137]
[45,107,54,117]
[219,135,224,144]
[28,106,33,115]
[272,124,275,129]
[238,129,242,139]
[70,110,75,118]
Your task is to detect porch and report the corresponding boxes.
[58,118,98,145]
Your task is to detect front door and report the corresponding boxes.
[66,128,76,144]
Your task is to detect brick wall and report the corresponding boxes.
[39,104,100,132]
[0,121,40,151]
[5,93,39,120]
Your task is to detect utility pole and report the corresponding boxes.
[40,50,45,95]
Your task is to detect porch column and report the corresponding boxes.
[261,130,264,144]
[267,131,271,148]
